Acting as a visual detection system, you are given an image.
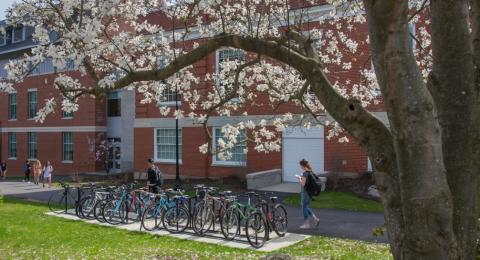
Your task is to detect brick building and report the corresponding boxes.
[0,2,382,181]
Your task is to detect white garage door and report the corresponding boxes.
[282,127,324,182]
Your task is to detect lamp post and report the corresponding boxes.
[174,83,182,190]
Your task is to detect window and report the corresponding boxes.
[155,128,182,162]
[408,23,416,51]
[0,27,6,46]
[31,58,54,75]
[0,59,8,79]
[63,132,73,161]
[28,90,37,119]
[213,128,247,166]
[12,26,25,43]
[8,132,17,158]
[8,93,16,120]
[157,88,179,105]
[107,91,121,117]
[27,132,37,159]
[216,48,245,95]
[62,109,73,118]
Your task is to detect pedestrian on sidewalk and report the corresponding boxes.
[42,161,53,188]
[33,160,43,185]
[0,162,6,180]
[23,161,31,183]
[297,159,320,229]
[147,158,163,194]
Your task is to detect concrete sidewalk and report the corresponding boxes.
[47,211,309,252]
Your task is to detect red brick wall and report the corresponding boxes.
[324,135,369,173]
[1,131,104,176]
[134,127,281,178]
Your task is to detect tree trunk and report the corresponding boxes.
[364,0,459,258]
[430,1,478,258]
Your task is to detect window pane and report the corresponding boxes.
[12,26,24,43]
[107,92,121,117]
[63,132,73,161]
[214,128,247,164]
[8,132,16,158]
[28,132,37,159]
[8,93,16,120]
[28,91,37,119]
[155,129,182,161]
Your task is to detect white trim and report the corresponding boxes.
[61,116,73,120]
[211,127,247,167]
[0,126,107,133]
[153,127,182,163]
[8,157,17,160]
[12,26,26,44]
[158,101,181,107]
[61,160,73,164]
[27,88,37,92]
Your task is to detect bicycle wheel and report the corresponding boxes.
[192,203,213,236]
[93,199,107,222]
[102,199,126,225]
[79,196,97,220]
[141,204,163,231]
[162,205,189,233]
[48,190,75,213]
[220,206,240,240]
[272,204,288,237]
[246,212,267,248]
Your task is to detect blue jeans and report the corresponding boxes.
[301,191,313,220]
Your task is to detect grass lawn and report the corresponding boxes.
[284,192,384,213]
[0,197,391,259]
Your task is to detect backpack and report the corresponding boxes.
[305,171,322,197]
[154,166,164,186]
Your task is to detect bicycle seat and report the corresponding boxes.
[270,196,278,201]
[219,191,232,196]
[246,191,256,195]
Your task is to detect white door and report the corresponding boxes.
[282,127,324,182]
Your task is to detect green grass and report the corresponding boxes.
[284,191,384,213]
[0,198,391,259]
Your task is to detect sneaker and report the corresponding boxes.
[299,223,311,229]
[22,179,25,182]
[314,218,320,228]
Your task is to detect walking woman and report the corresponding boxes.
[33,160,43,185]
[43,161,53,188]
[0,161,6,180]
[297,159,320,229]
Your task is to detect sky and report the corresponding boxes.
[0,0,17,20]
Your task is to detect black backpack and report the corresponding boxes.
[305,171,321,197]
[154,166,164,186]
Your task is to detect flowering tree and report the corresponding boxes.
[1,0,479,258]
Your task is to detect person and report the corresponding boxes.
[147,158,163,193]
[297,159,320,229]
[0,162,6,180]
[23,161,31,183]
[33,160,43,185]
[43,161,53,188]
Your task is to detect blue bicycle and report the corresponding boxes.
[141,191,177,231]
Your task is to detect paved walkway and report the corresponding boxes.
[46,211,309,252]
[0,180,388,243]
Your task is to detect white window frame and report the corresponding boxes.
[215,48,245,102]
[8,92,17,120]
[154,128,183,164]
[27,132,37,160]
[212,127,247,167]
[8,132,17,159]
[62,132,74,162]
[408,23,416,52]
[157,56,180,107]
[12,26,25,43]
[27,88,38,119]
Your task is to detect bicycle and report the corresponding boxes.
[161,193,191,233]
[220,192,257,240]
[48,182,79,214]
[140,189,181,231]
[245,193,288,248]
[191,185,230,236]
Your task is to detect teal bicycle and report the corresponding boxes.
[220,192,257,240]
